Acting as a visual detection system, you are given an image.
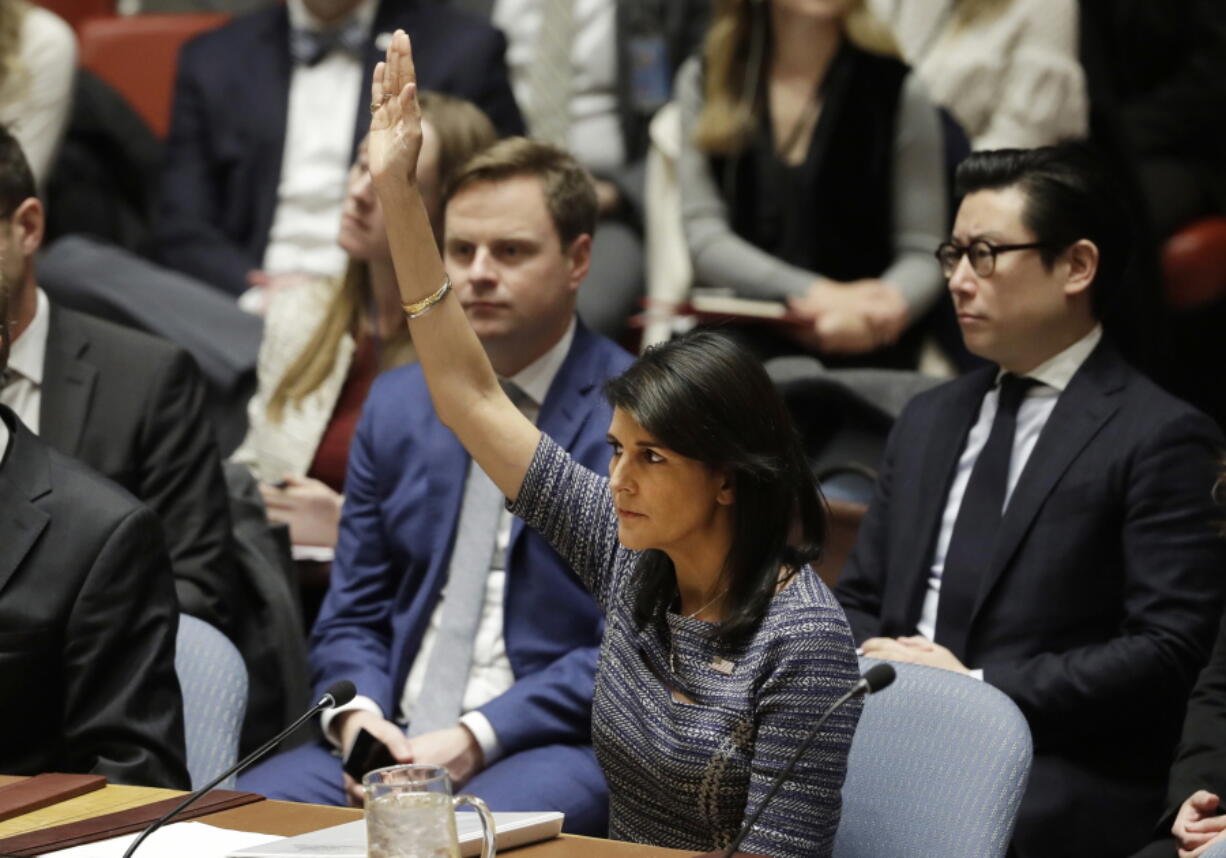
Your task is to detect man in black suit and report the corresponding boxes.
[0,128,237,634]
[153,0,522,299]
[0,262,189,788]
[834,144,1226,858]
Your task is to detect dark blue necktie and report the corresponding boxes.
[289,20,367,67]
[935,373,1037,660]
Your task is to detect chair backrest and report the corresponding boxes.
[1163,216,1226,311]
[833,658,1033,858]
[78,13,229,138]
[175,614,248,789]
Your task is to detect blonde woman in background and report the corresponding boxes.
[676,0,947,367]
[232,92,497,550]
[868,0,1087,150]
[0,0,75,187]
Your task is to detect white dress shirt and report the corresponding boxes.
[0,288,49,434]
[324,320,578,764]
[0,408,10,463]
[917,325,1103,673]
[261,0,375,279]
[492,0,624,172]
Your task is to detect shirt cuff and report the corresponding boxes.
[967,669,984,682]
[320,694,385,749]
[460,711,503,766]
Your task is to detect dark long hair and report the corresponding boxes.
[604,330,826,647]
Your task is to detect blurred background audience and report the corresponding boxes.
[869,0,1087,151]
[150,0,519,303]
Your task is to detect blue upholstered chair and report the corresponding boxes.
[175,614,248,789]
[833,658,1033,858]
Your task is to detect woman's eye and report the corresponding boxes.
[644,450,663,464]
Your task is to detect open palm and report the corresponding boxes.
[368,29,423,188]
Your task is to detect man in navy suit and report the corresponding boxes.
[153,0,522,299]
[240,139,632,834]
[835,144,1226,858]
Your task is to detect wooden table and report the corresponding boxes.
[0,775,691,857]
[202,798,692,857]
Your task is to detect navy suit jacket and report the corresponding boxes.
[310,322,632,755]
[154,0,523,296]
[835,340,1226,858]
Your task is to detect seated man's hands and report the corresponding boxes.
[260,475,343,547]
[1174,790,1226,857]
[337,710,414,807]
[407,725,485,790]
[860,635,970,675]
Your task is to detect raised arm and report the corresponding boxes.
[368,31,539,502]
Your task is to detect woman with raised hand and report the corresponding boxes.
[368,31,861,858]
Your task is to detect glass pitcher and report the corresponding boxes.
[363,764,496,858]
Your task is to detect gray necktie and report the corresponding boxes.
[408,381,532,735]
[523,0,574,147]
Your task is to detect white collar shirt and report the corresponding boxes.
[0,288,49,434]
[261,0,376,279]
[916,325,1103,656]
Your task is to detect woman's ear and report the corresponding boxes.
[716,471,735,506]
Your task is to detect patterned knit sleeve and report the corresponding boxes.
[508,433,627,611]
[740,602,863,858]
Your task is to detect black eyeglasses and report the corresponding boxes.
[934,239,1049,278]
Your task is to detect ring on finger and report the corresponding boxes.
[368,93,394,114]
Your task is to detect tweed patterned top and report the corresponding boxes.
[508,436,863,858]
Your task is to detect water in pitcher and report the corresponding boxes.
[366,791,460,858]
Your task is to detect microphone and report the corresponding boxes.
[122,680,356,858]
[716,664,895,858]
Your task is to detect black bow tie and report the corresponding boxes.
[289,20,368,66]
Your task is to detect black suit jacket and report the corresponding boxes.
[835,341,1226,858]
[0,406,189,788]
[40,304,237,635]
[153,0,523,295]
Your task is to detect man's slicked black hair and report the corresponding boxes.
[954,142,1135,319]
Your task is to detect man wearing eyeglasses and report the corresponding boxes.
[835,143,1226,858]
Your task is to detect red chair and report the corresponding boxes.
[77,13,229,139]
[1162,216,1226,311]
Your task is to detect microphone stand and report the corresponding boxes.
[122,683,354,858]
[705,664,896,858]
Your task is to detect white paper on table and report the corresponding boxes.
[229,811,565,858]
[44,821,282,858]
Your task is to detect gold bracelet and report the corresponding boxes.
[401,275,452,320]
